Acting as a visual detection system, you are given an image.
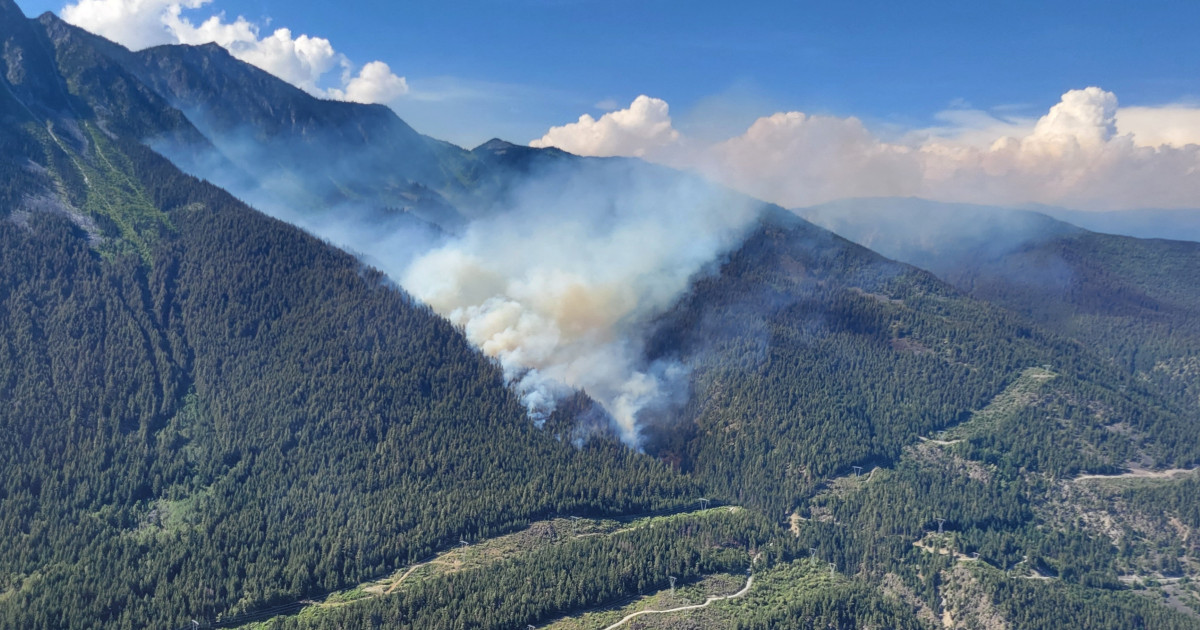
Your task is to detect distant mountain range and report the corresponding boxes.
[1033,205,1200,243]
[800,198,1200,381]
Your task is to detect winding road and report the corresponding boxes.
[383,554,439,595]
[599,574,754,630]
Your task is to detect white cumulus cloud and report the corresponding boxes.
[329,61,410,104]
[1117,105,1200,148]
[61,0,192,49]
[534,89,1200,211]
[706,111,922,207]
[913,88,1200,209]
[1028,86,1118,148]
[530,95,681,158]
[60,0,407,104]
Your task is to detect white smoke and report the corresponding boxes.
[401,161,761,446]
[59,0,408,103]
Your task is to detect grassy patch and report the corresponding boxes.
[128,488,211,543]
[37,120,172,264]
[235,507,749,628]
[942,366,1057,441]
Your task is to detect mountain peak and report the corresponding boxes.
[471,137,572,162]
[35,9,64,26]
[473,138,519,153]
[1,1,79,114]
[194,41,230,56]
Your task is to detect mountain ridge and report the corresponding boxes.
[799,197,1200,384]
[645,205,1200,516]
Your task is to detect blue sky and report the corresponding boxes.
[17,0,1200,147]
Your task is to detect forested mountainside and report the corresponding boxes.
[646,208,1200,517]
[802,198,1200,401]
[640,208,1200,628]
[0,3,695,627]
[6,0,1200,627]
[280,209,1200,629]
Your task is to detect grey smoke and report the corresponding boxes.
[402,159,762,446]
[155,131,763,448]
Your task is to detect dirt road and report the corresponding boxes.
[1073,468,1198,482]
[600,574,754,630]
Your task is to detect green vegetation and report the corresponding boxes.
[5,4,1200,628]
[36,120,173,262]
[263,509,785,629]
[971,568,1200,630]
[646,210,1199,521]
[802,198,1200,415]
[1124,474,1200,531]
[948,230,1200,382]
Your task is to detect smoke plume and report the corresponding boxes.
[401,160,761,445]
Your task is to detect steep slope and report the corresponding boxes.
[801,198,1200,395]
[646,208,1199,518]
[0,3,696,628]
[31,11,207,146]
[0,0,76,115]
[460,137,576,207]
[1,0,85,211]
[27,12,469,230]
